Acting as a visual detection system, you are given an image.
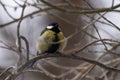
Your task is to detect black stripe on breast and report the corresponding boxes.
[46,33,60,53]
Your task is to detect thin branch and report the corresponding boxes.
[71,64,93,80]
[85,14,113,27]
[64,13,105,47]
[0,0,17,20]
[0,66,15,79]
[17,0,27,53]
[111,0,115,8]
[18,54,120,76]
[83,0,120,32]
[37,64,57,78]
[40,0,120,14]
[4,52,120,79]
[0,7,54,28]
[71,39,114,54]
[13,0,23,7]
[93,24,108,50]
[42,59,87,70]
[16,0,28,76]
[0,3,69,28]
[0,46,17,53]
[19,36,29,61]
[0,40,18,53]
[74,1,114,79]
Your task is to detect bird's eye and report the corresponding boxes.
[47,26,53,29]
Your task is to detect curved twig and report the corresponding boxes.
[19,36,30,61]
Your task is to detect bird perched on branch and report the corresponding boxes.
[36,22,67,54]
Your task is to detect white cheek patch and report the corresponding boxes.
[47,26,53,29]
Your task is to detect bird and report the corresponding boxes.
[36,22,67,54]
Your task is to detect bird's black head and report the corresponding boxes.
[47,22,61,33]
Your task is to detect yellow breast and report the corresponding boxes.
[36,30,66,53]
[57,32,67,52]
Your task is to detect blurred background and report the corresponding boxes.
[0,0,120,80]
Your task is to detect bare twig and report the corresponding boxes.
[70,39,114,54]
[0,3,69,28]
[0,40,18,53]
[17,0,27,53]
[74,1,120,79]
[0,0,16,20]
[3,52,120,79]
[93,24,108,50]
[84,0,120,32]
[19,36,29,62]
[13,0,23,7]
[0,7,55,28]
[112,0,115,8]
[0,66,16,79]
[40,0,120,14]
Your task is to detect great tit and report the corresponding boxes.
[36,22,66,54]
